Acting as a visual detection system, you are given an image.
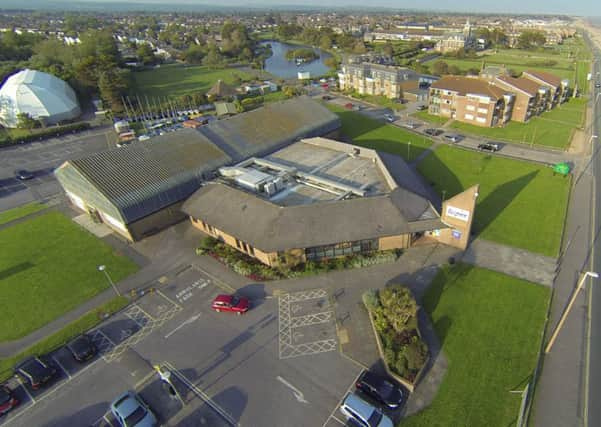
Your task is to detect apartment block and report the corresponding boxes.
[492,75,545,122]
[522,70,570,109]
[429,76,514,127]
[338,62,418,99]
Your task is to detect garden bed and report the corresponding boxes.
[196,237,401,280]
[363,286,429,391]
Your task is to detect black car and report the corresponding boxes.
[424,128,443,136]
[15,169,34,180]
[355,370,404,409]
[67,334,97,362]
[0,386,19,417]
[478,142,500,152]
[15,357,57,390]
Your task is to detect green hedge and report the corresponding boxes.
[0,122,91,146]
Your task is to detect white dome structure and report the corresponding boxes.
[0,69,81,128]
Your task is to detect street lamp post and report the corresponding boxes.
[545,271,599,353]
[97,264,121,297]
[407,142,411,160]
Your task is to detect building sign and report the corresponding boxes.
[452,229,462,240]
[446,205,470,222]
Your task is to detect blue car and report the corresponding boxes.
[110,391,157,427]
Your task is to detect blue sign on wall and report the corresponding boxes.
[452,229,462,240]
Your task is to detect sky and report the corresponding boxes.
[0,0,599,15]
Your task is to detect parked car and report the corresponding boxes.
[0,386,19,417]
[402,122,421,129]
[596,82,601,88]
[384,114,395,123]
[15,169,34,180]
[355,371,404,409]
[339,392,393,427]
[416,105,428,111]
[14,357,57,390]
[322,95,333,101]
[478,142,500,152]
[344,103,354,110]
[424,128,444,136]
[111,391,157,427]
[67,334,97,362]
[212,294,250,315]
[443,133,464,143]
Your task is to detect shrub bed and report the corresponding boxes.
[196,237,401,280]
[365,285,429,382]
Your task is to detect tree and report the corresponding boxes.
[136,43,158,66]
[184,45,205,65]
[378,285,418,333]
[319,34,332,50]
[448,65,462,75]
[517,30,546,49]
[16,112,38,130]
[382,42,394,57]
[203,43,223,68]
[432,60,449,76]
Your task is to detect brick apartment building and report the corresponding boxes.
[429,69,569,126]
[428,76,515,127]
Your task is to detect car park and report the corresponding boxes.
[111,391,158,427]
[478,142,500,152]
[0,385,19,417]
[212,294,250,314]
[424,128,444,136]
[66,334,97,362]
[355,371,404,409]
[443,133,464,143]
[15,169,34,180]
[15,357,57,390]
[339,392,394,427]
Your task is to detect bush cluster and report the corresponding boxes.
[2,122,91,146]
[196,237,401,280]
[368,285,429,382]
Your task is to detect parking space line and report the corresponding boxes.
[132,303,156,321]
[52,356,71,379]
[321,370,364,427]
[331,415,346,425]
[191,265,235,293]
[97,328,116,346]
[163,361,238,427]
[155,289,183,310]
[19,380,36,405]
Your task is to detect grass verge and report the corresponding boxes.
[402,264,550,427]
[0,202,46,226]
[0,296,128,382]
[0,211,138,342]
[418,145,570,256]
[326,103,432,162]
[412,111,449,125]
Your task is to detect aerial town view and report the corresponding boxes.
[0,0,600,426]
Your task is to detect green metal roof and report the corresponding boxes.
[55,128,231,224]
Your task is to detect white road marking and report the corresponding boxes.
[321,370,364,427]
[52,356,71,379]
[19,380,36,404]
[163,361,238,426]
[164,313,201,338]
[276,376,310,404]
[331,415,346,425]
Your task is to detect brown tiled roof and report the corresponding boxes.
[430,76,506,100]
[495,75,541,96]
[522,70,562,87]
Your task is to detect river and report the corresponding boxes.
[260,40,333,79]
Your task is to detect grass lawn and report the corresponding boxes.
[130,64,255,98]
[402,264,549,427]
[418,145,570,256]
[326,103,433,162]
[0,202,46,226]
[0,296,128,381]
[412,111,449,125]
[448,98,586,149]
[0,212,138,342]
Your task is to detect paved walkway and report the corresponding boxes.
[462,239,557,286]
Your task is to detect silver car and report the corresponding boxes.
[340,392,393,427]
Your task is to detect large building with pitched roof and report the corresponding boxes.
[182,137,479,267]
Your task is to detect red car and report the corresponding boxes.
[0,386,19,417]
[211,294,250,315]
